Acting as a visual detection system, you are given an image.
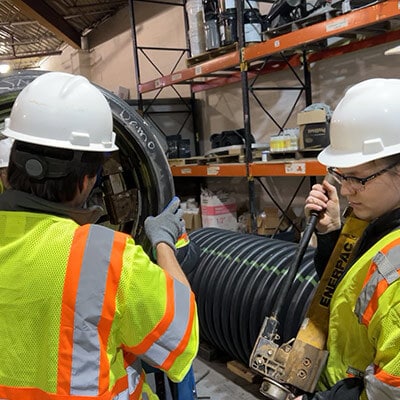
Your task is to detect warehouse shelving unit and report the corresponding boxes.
[128,0,201,156]
[134,1,400,230]
[138,1,400,94]
[170,159,327,177]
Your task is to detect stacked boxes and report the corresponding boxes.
[297,108,330,150]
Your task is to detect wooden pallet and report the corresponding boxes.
[186,43,238,67]
[267,148,321,161]
[205,144,244,157]
[226,360,261,384]
[197,341,262,387]
[168,156,207,167]
[169,148,270,166]
[213,153,245,163]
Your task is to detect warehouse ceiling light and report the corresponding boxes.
[0,64,10,74]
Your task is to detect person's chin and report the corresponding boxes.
[350,205,372,222]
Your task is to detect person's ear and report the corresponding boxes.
[82,174,96,193]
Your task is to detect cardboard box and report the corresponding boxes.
[200,190,237,231]
[183,210,202,232]
[256,207,280,236]
[255,206,300,236]
[297,109,330,150]
[297,109,326,125]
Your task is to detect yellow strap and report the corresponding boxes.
[297,209,369,348]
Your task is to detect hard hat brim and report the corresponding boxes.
[2,127,119,152]
[318,144,400,168]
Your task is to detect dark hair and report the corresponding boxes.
[379,153,400,167]
[7,141,104,203]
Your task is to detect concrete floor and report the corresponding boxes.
[193,358,265,400]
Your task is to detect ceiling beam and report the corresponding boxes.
[0,50,62,60]
[13,0,81,49]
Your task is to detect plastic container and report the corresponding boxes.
[188,31,206,56]
[219,8,237,46]
[203,0,220,50]
[261,150,268,162]
[269,131,299,153]
[244,0,259,10]
[244,9,262,43]
[204,18,220,50]
[186,0,206,56]
[218,0,235,11]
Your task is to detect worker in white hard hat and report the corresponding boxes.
[297,78,400,400]
[0,71,198,400]
[0,136,13,192]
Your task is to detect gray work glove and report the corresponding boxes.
[144,196,185,251]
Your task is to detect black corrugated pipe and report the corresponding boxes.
[188,227,318,366]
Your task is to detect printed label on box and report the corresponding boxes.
[200,190,238,231]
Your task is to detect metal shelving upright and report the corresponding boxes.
[128,0,201,156]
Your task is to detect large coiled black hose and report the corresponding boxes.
[188,227,318,366]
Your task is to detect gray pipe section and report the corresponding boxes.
[188,227,318,365]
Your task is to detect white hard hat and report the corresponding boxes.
[2,71,118,152]
[318,78,400,168]
[0,137,14,168]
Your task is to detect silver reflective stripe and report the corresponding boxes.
[355,248,400,323]
[365,363,400,400]
[374,251,400,284]
[113,389,129,400]
[71,225,115,395]
[112,359,142,399]
[126,359,142,395]
[141,279,191,366]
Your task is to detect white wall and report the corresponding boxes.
[38,5,400,219]
[40,4,189,98]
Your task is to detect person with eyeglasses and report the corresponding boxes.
[296,78,400,400]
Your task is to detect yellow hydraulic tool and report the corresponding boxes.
[249,207,368,400]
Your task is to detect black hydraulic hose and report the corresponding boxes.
[270,212,319,321]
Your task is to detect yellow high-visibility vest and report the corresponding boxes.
[318,229,400,399]
[0,211,199,399]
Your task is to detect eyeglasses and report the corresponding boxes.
[327,161,399,192]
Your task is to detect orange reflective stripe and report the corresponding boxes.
[131,371,145,400]
[123,275,175,354]
[362,238,400,285]
[0,373,139,400]
[161,291,196,370]
[123,351,137,369]
[0,385,113,400]
[112,374,130,398]
[57,226,130,397]
[57,224,89,395]
[362,262,377,286]
[375,365,400,386]
[361,278,390,325]
[358,237,400,326]
[382,237,400,252]
[98,231,127,393]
